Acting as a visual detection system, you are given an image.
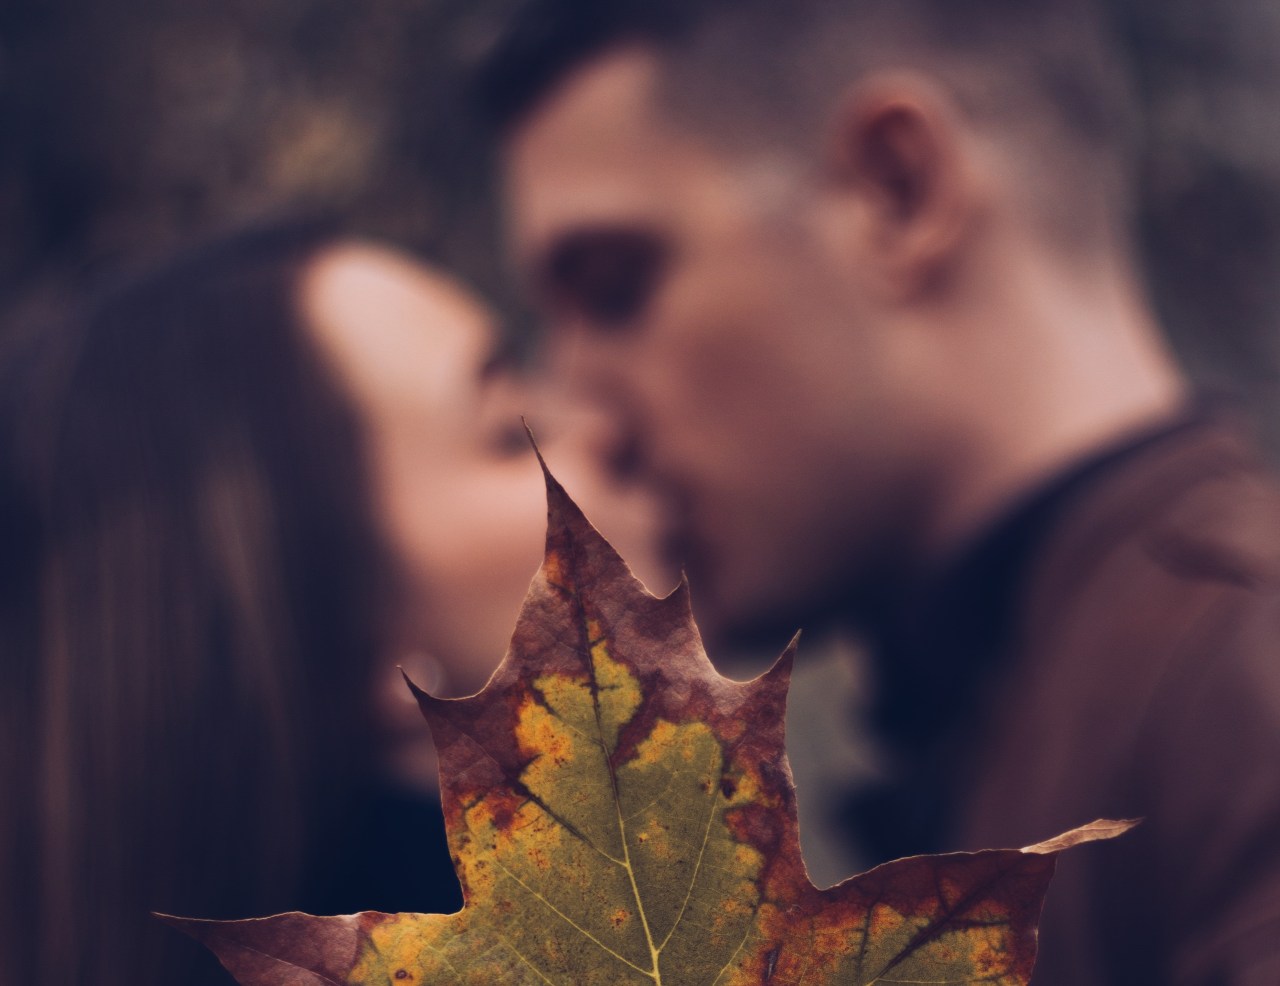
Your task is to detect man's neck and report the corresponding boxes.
[913,253,1190,570]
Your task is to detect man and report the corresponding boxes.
[480,1,1280,982]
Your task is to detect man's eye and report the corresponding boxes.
[546,231,668,331]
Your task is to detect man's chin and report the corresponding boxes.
[681,558,800,652]
[659,510,826,647]
[659,531,732,628]
[690,559,855,656]
[657,514,699,580]
[709,596,816,652]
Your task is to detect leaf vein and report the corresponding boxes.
[656,747,721,953]
[496,933,561,986]
[708,923,757,986]
[522,788,627,867]
[210,937,346,986]
[866,857,1027,985]
[493,851,651,977]
[620,765,692,823]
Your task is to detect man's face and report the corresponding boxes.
[505,48,925,640]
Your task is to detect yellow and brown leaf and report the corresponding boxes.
[164,465,1134,985]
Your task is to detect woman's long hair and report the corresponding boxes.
[0,224,391,985]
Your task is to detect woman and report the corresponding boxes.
[0,223,665,986]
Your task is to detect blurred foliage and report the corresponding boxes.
[1122,1,1280,446]
[1,0,1280,443]
[0,0,523,313]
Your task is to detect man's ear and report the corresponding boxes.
[821,75,976,296]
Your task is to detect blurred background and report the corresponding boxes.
[3,0,1280,910]
[0,0,524,332]
[3,0,1280,449]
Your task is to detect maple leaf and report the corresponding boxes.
[164,462,1134,985]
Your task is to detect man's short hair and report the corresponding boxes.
[478,0,1141,231]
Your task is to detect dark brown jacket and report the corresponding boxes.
[957,422,1280,984]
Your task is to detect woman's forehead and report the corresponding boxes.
[300,241,498,416]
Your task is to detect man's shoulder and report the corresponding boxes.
[1027,419,1280,642]
[980,421,1280,986]
[964,419,1280,841]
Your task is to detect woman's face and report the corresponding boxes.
[300,242,671,783]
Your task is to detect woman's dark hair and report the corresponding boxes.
[0,223,392,985]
